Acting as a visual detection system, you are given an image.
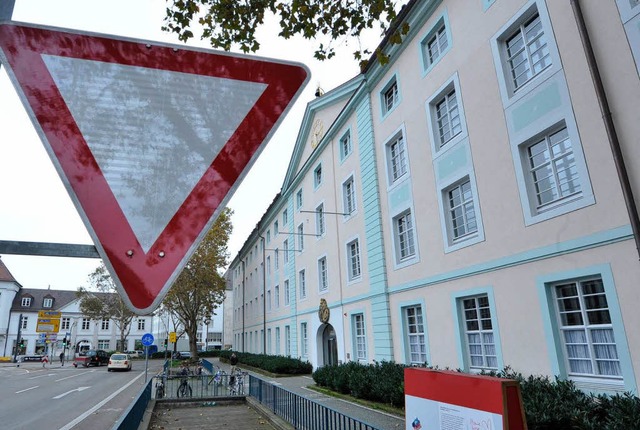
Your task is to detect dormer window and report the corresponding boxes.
[43,297,54,308]
[21,297,32,307]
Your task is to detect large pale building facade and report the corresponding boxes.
[229,0,640,395]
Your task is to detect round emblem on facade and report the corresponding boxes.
[310,119,324,149]
[318,298,330,323]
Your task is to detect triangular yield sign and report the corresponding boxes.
[0,22,309,313]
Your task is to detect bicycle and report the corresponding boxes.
[155,375,165,399]
[176,367,193,398]
[229,369,247,395]
[209,366,226,386]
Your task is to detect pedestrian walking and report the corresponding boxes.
[59,351,65,366]
[42,355,49,368]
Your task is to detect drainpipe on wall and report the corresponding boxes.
[570,0,640,259]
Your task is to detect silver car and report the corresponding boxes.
[107,353,132,371]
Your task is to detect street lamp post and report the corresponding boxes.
[204,318,211,352]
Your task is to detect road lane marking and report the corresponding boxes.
[58,371,145,430]
[53,386,90,399]
[29,373,56,379]
[55,371,95,382]
[16,385,39,394]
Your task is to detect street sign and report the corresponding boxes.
[36,318,60,333]
[0,23,309,313]
[38,310,62,319]
[169,332,177,343]
[141,333,154,347]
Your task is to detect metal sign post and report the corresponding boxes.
[141,333,154,383]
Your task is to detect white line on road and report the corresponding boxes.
[53,386,90,399]
[16,385,39,394]
[58,371,145,430]
[55,369,95,382]
[29,373,55,379]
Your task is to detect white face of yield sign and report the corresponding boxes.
[43,55,267,253]
[0,23,309,313]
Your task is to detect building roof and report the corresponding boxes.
[11,287,79,312]
[0,256,19,283]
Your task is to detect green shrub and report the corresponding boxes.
[216,351,312,375]
[312,362,640,427]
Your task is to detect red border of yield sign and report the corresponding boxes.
[0,22,309,312]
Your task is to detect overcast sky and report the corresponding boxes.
[0,0,377,291]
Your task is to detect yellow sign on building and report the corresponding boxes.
[38,310,62,319]
[169,332,176,343]
[36,318,60,333]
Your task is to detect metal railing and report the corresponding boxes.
[153,364,248,399]
[249,375,380,430]
[111,378,152,430]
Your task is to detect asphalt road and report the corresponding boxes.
[0,358,164,430]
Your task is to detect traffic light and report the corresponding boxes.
[18,338,24,348]
[62,337,68,347]
[163,338,168,347]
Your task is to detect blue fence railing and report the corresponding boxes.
[111,378,153,430]
[249,375,380,430]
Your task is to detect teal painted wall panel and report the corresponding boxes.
[512,82,562,132]
[356,96,393,362]
[436,145,468,181]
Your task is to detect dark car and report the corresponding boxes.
[73,349,110,367]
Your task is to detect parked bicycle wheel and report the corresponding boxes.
[177,382,192,398]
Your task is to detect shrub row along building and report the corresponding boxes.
[226,0,640,395]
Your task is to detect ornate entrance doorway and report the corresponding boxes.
[321,324,338,366]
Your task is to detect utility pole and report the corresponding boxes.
[13,313,22,364]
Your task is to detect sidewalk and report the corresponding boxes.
[209,357,405,430]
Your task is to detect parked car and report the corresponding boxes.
[179,351,192,359]
[72,350,109,367]
[126,350,144,358]
[108,353,132,371]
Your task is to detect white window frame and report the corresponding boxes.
[314,164,323,188]
[353,313,367,362]
[274,248,279,270]
[267,289,271,311]
[393,210,417,264]
[445,177,478,243]
[318,256,328,292]
[101,318,110,331]
[296,189,303,210]
[461,295,499,371]
[403,305,427,365]
[346,238,362,282]
[43,297,53,308]
[315,203,326,237]
[297,223,304,252]
[81,318,91,330]
[300,322,308,357]
[61,317,70,330]
[21,297,31,307]
[137,318,145,331]
[339,129,352,161]
[274,220,279,235]
[384,129,409,187]
[420,13,451,74]
[285,325,291,357]
[491,1,561,104]
[342,175,357,217]
[266,256,271,275]
[275,327,281,355]
[299,269,307,300]
[98,340,110,350]
[283,239,289,264]
[284,279,290,306]
[516,120,594,225]
[380,74,400,118]
[274,285,280,308]
[21,316,28,329]
[426,74,468,156]
[553,277,622,380]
